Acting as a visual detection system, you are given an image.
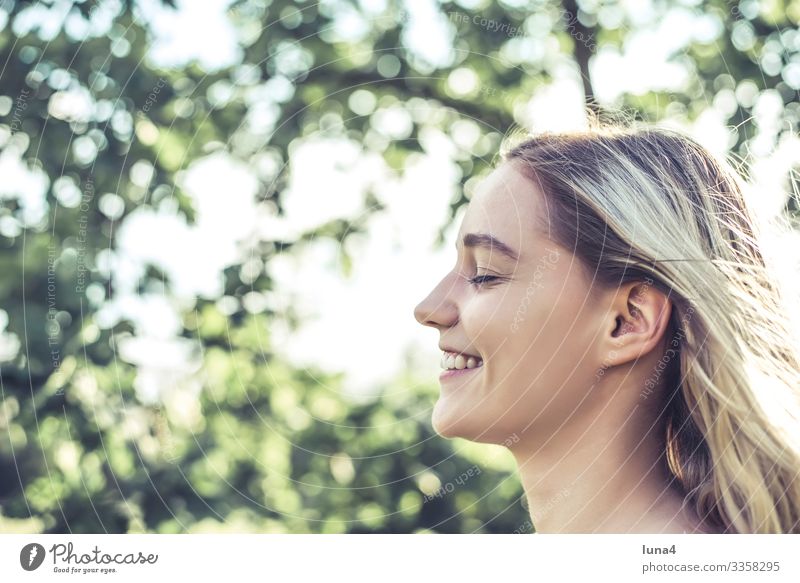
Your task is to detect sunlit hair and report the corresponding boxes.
[501,117,800,533]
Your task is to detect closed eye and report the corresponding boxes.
[468,274,500,287]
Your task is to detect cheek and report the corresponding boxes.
[458,291,520,348]
[497,285,600,400]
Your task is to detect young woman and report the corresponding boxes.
[413,121,800,533]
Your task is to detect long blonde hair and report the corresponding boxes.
[501,119,800,533]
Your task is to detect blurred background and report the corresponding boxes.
[1,0,799,534]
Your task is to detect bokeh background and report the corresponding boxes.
[1,0,800,534]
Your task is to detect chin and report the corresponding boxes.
[431,400,472,439]
[432,401,524,446]
[431,400,493,442]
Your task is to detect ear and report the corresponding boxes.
[601,279,672,368]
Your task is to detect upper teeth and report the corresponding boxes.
[441,351,483,370]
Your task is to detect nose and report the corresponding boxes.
[414,272,459,330]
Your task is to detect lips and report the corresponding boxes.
[439,364,483,381]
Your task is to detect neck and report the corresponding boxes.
[508,397,689,533]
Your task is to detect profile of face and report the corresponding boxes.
[414,161,625,446]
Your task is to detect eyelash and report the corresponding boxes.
[468,274,500,287]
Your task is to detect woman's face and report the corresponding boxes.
[413,161,610,446]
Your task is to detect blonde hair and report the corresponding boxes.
[501,118,800,533]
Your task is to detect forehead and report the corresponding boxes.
[457,162,547,253]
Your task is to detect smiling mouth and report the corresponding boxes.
[439,366,483,381]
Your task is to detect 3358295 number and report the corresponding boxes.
[730,561,780,572]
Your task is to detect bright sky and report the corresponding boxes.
[2,0,799,403]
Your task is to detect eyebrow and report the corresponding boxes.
[458,232,520,262]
